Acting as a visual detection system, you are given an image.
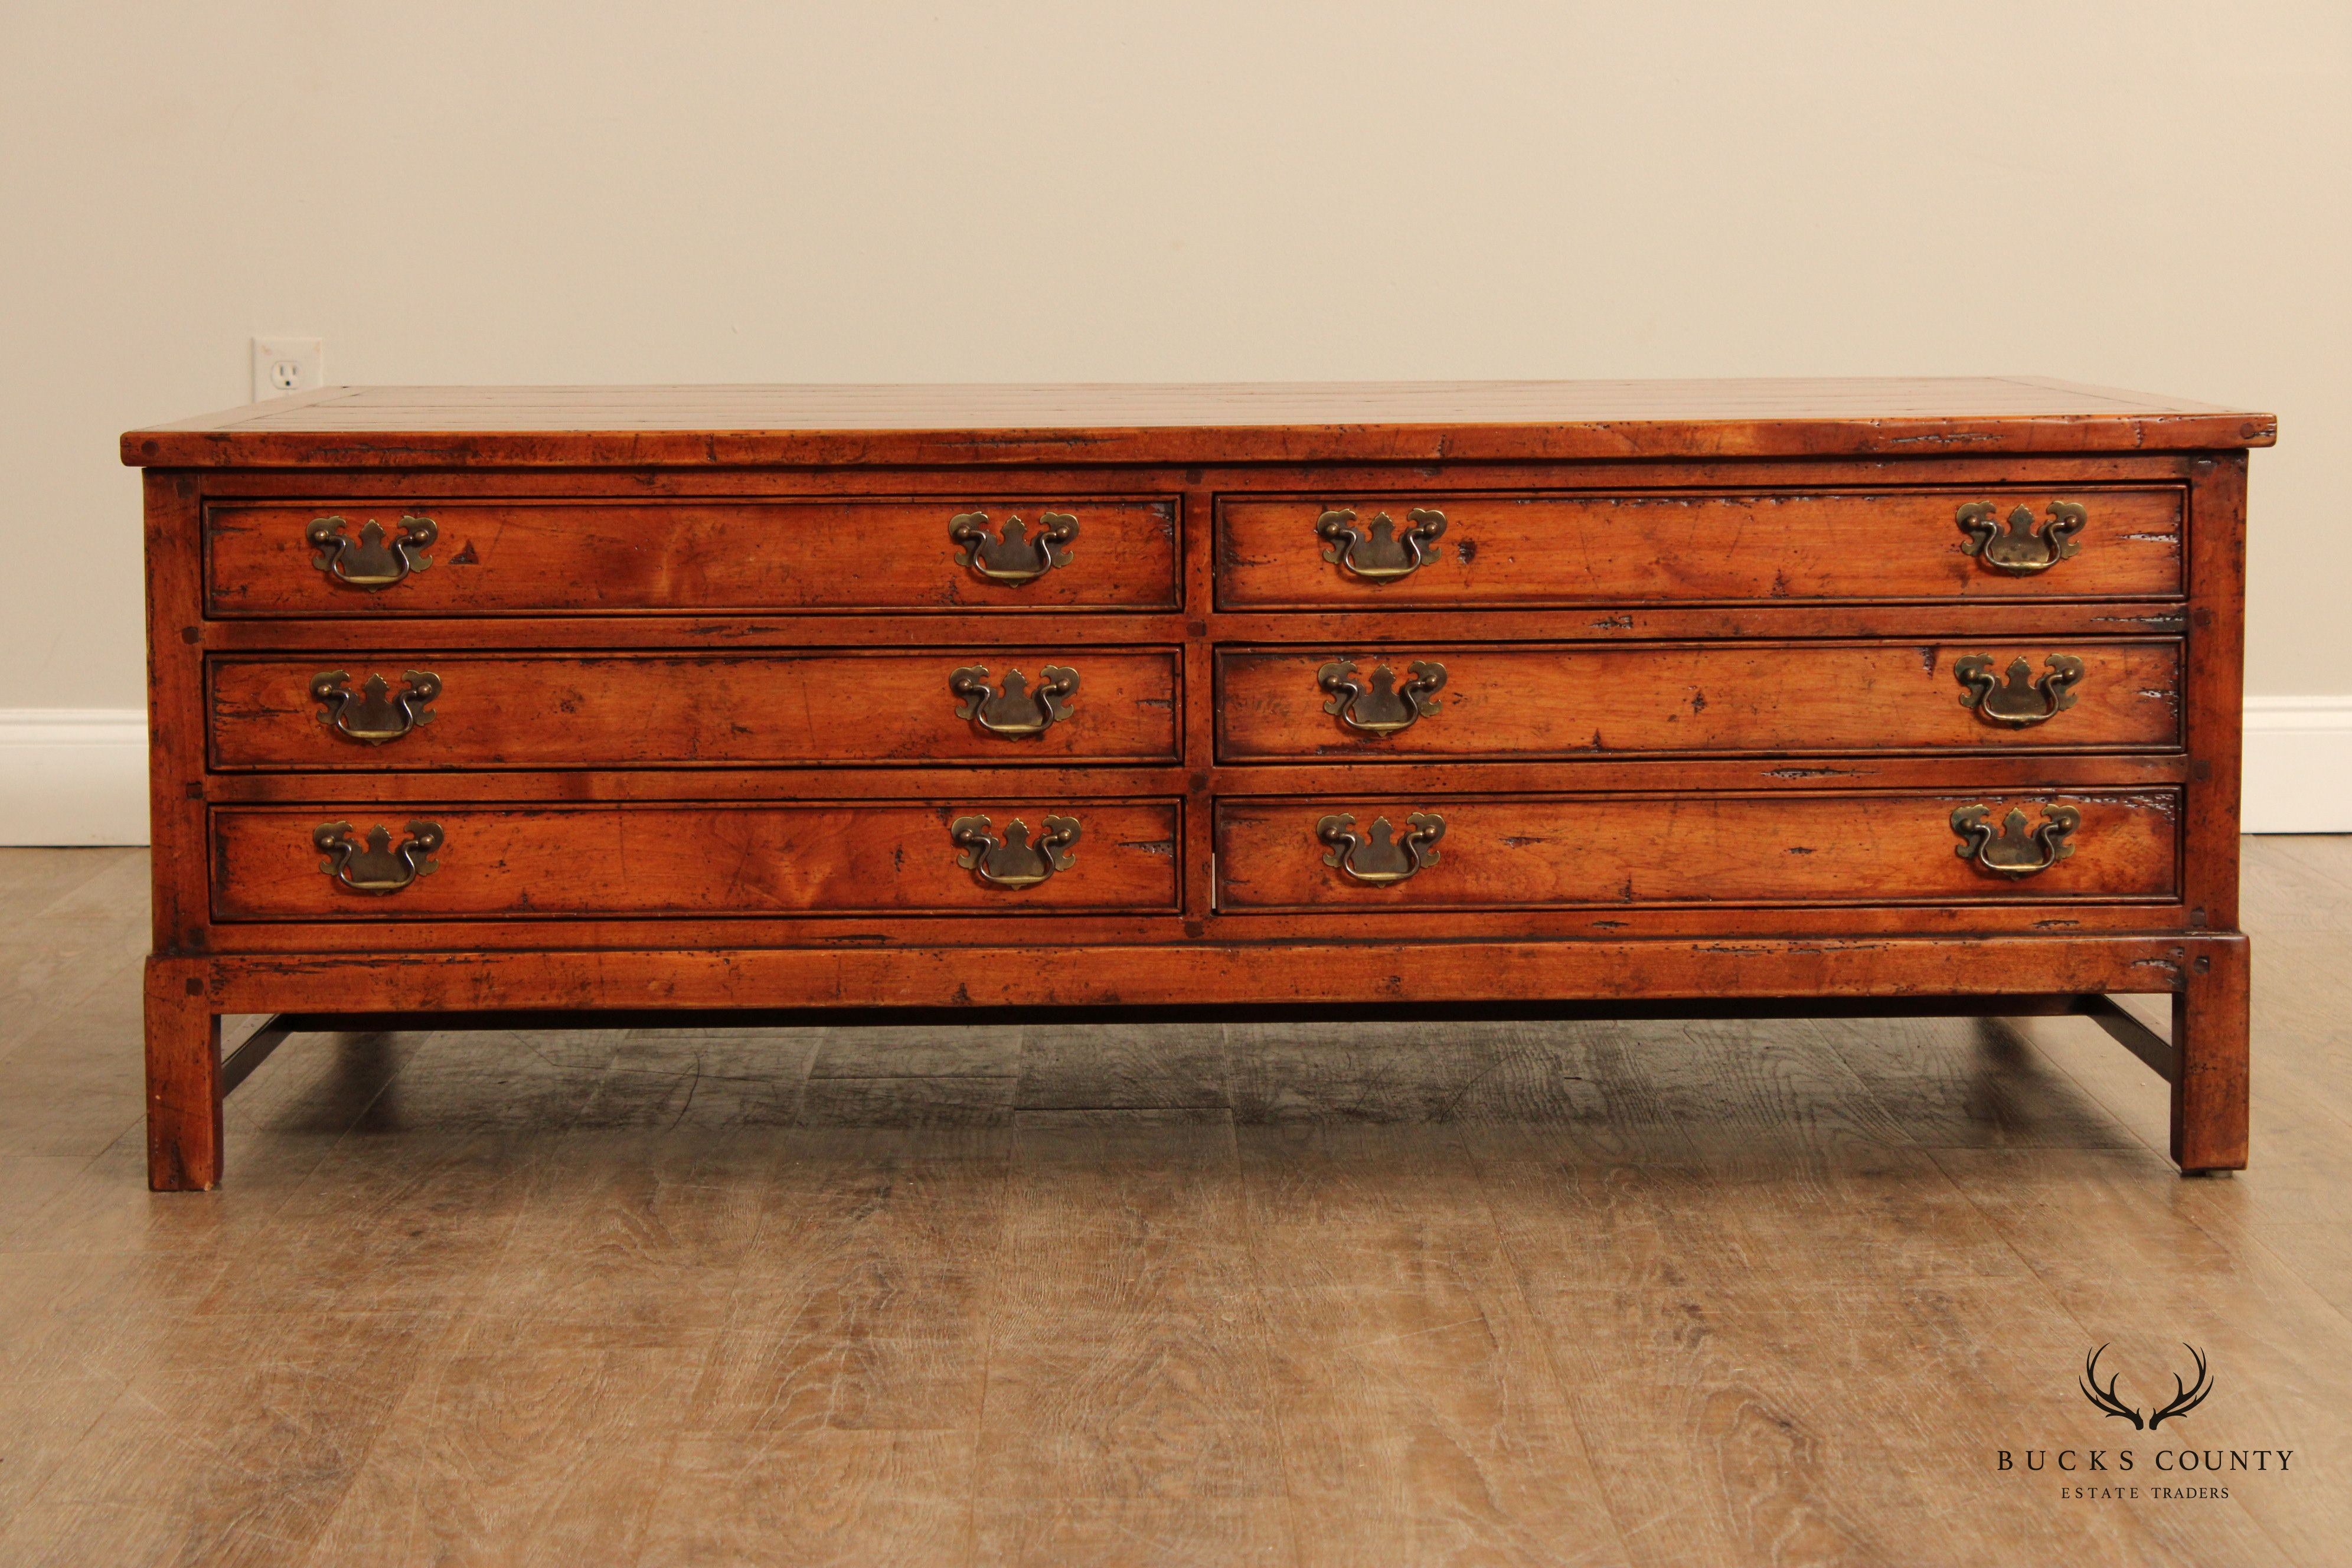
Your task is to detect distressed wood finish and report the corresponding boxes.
[212,802,1182,919]
[126,380,2268,1185]
[1218,489,2186,608]
[206,496,1181,616]
[1216,641,2181,761]
[210,648,1181,769]
[161,935,2236,1017]
[1214,791,2180,910]
[125,378,2276,468]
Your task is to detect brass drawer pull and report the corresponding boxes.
[952,814,1081,888]
[1955,654,2083,727]
[1951,803,2078,877]
[311,669,441,744]
[949,665,1079,738]
[1956,501,2085,575]
[1317,507,1446,581]
[306,514,437,589]
[1318,811,1445,885]
[1319,658,1446,736]
[949,511,1077,584]
[315,819,443,894]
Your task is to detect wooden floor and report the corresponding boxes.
[2,848,2350,1566]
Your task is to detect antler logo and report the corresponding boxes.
[2080,1343,2213,1430]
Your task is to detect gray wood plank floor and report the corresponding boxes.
[1,842,2347,1565]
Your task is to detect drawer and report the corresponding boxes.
[210,649,1181,769]
[1217,640,2180,762]
[1213,790,2177,910]
[1216,489,2181,608]
[212,801,1181,919]
[205,496,1180,616]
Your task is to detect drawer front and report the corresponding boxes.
[1214,791,2177,910]
[1216,489,2181,607]
[212,649,1181,769]
[206,497,1180,616]
[213,802,1180,919]
[1217,641,2180,762]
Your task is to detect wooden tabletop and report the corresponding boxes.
[122,377,2276,468]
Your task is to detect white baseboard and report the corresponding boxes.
[2,699,2347,847]
[2243,696,2352,834]
[0,710,149,846]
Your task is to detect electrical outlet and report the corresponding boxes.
[251,337,324,400]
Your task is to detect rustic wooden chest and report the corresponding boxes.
[126,380,2272,1186]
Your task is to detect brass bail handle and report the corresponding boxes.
[951,813,1083,888]
[306,514,438,589]
[314,819,445,894]
[312,669,442,744]
[1317,507,1446,582]
[1318,658,1447,737]
[1955,654,2083,727]
[1951,803,2080,877]
[1317,811,1446,885]
[949,665,1080,739]
[949,511,1079,584]
[1956,501,2086,576]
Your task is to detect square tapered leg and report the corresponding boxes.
[145,959,223,1191]
[2171,938,2250,1174]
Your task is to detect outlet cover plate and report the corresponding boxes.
[251,337,324,401]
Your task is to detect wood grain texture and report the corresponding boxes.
[211,802,1182,919]
[1215,790,2180,910]
[977,1112,1292,1563]
[299,1317,703,1566]
[205,496,1180,616]
[1219,488,2185,607]
[144,472,210,953]
[192,753,2183,805]
[210,648,1181,769]
[1216,640,2181,761]
[1236,1120,1631,1565]
[156,901,2200,959]
[184,935,2225,1018]
[120,377,2276,468]
[2182,453,2251,932]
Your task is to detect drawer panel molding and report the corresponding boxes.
[214,802,1182,919]
[208,497,1180,616]
[1214,790,2178,910]
[1217,641,2180,762]
[211,649,1181,769]
[1217,489,2183,608]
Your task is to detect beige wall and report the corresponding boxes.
[3,1,2346,711]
